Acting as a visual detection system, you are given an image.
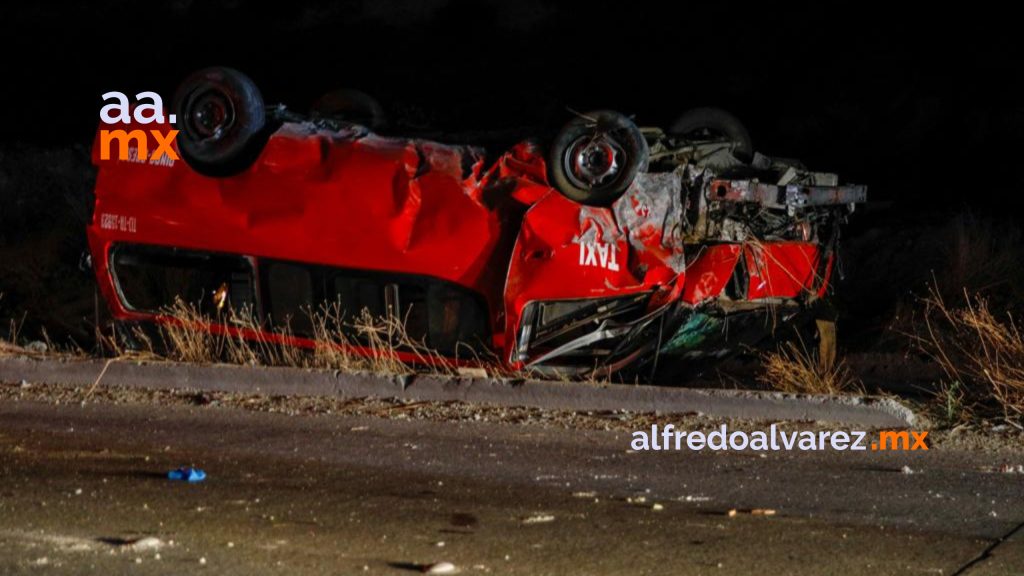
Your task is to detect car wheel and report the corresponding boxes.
[311,88,386,130]
[548,110,649,207]
[669,107,753,162]
[174,67,268,177]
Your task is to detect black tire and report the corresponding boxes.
[173,67,268,177]
[669,107,753,162]
[548,110,649,206]
[311,88,386,130]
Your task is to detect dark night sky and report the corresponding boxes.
[2,1,1023,209]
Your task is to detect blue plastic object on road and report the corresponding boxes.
[167,467,207,482]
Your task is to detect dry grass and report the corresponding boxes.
[158,300,305,367]
[308,302,456,375]
[867,212,1024,351]
[1,293,67,357]
[911,287,1024,427]
[107,298,466,377]
[758,332,861,395]
[8,293,595,384]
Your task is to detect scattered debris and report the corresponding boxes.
[901,465,915,475]
[652,503,664,511]
[167,467,206,482]
[25,341,48,354]
[425,561,457,574]
[980,464,1024,474]
[677,495,711,503]
[571,491,597,498]
[520,514,555,525]
[123,537,164,552]
[8,532,95,553]
[727,508,776,517]
[98,536,166,553]
[456,367,488,378]
[626,496,647,505]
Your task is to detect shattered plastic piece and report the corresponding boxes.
[520,514,555,525]
[425,561,457,574]
[167,467,206,482]
[727,508,775,517]
[25,341,48,353]
[900,465,915,475]
[124,537,164,552]
[455,367,488,378]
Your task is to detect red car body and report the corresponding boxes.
[89,116,863,375]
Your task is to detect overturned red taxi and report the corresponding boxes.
[88,67,865,378]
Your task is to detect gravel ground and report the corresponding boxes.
[1,380,1021,454]
[2,381,1024,575]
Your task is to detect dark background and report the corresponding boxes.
[1,0,1022,349]
[4,1,1024,206]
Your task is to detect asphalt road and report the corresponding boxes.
[0,391,1022,575]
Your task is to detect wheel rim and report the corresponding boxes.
[563,134,626,190]
[184,87,236,142]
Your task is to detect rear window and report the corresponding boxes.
[110,244,255,314]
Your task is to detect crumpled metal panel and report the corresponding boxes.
[613,169,687,275]
[744,242,822,300]
[681,244,742,305]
